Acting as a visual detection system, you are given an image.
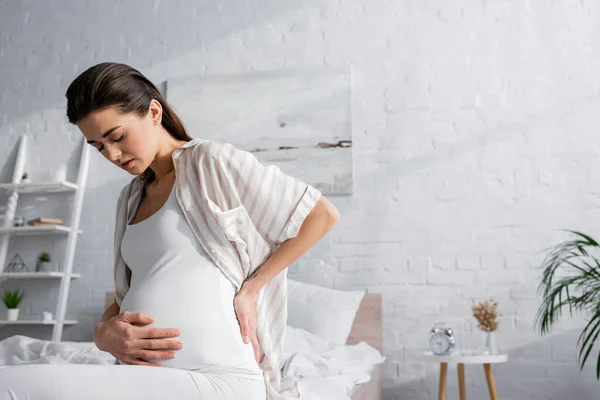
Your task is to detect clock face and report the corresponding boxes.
[430,333,451,355]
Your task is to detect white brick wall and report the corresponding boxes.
[1,0,600,398]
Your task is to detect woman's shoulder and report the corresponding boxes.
[189,139,234,153]
[186,139,241,164]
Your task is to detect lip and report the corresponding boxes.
[121,159,135,170]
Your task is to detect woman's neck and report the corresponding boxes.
[149,133,188,181]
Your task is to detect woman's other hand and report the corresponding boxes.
[93,311,183,367]
[234,284,261,364]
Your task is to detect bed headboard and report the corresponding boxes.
[346,293,382,352]
[105,291,383,353]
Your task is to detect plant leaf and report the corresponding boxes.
[535,229,600,380]
[578,313,600,369]
[597,347,600,380]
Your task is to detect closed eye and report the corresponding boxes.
[96,134,125,152]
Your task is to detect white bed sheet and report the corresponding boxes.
[0,328,385,400]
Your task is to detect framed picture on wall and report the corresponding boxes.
[166,66,353,195]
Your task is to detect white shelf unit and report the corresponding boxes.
[0,225,82,236]
[0,135,90,341]
[0,182,79,193]
[0,320,78,326]
[0,272,81,280]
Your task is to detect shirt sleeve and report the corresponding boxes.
[112,183,130,307]
[198,141,322,246]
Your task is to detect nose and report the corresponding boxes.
[105,144,121,164]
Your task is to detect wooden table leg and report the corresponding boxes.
[457,363,466,400]
[438,362,448,400]
[483,363,498,400]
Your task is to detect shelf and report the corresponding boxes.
[0,272,81,280]
[0,135,91,341]
[0,225,81,236]
[0,320,78,326]
[0,181,78,194]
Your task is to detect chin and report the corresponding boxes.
[121,161,143,175]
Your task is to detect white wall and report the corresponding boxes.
[1,1,599,398]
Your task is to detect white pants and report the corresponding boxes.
[0,364,266,400]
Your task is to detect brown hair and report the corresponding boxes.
[65,62,192,181]
[65,62,191,140]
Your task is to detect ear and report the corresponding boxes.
[148,99,162,123]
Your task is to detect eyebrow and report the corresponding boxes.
[86,125,122,144]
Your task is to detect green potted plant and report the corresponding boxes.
[36,252,51,272]
[535,230,600,378]
[2,289,24,321]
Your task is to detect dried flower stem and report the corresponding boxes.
[472,297,502,332]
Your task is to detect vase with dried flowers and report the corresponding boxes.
[472,297,502,355]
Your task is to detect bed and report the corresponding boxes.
[347,293,383,400]
[104,291,383,400]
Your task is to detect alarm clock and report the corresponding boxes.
[429,323,456,355]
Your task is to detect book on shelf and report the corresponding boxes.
[27,217,63,226]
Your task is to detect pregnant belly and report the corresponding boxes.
[118,267,258,372]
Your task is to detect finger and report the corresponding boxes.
[138,326,181,339]
[120,311,155,325]
[142,339,184,351]
[239,320,259,363]
[250,336,260,364]
[240,324,250,344]
[135,350,177,361]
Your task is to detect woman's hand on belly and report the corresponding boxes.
[94,311,184,367]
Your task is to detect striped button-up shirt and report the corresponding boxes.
[112,138,321,399]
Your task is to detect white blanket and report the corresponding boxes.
[0,335,114,366]
[0,329,385,400]
[281,326,386,399]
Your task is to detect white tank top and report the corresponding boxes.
[119,185,262,377]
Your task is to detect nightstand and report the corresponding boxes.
[423,351,508,400]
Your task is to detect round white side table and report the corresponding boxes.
[422,351,508,400]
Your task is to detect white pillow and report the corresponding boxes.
[286,279,366,345]
[283,325,333,355]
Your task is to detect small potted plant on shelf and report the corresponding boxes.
[36,252,51,272]
[2,289,24,321]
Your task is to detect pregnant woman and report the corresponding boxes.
[0,62,339,400]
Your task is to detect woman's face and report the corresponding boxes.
[77,104,160,175]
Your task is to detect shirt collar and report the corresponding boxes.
[134,138,204,186]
